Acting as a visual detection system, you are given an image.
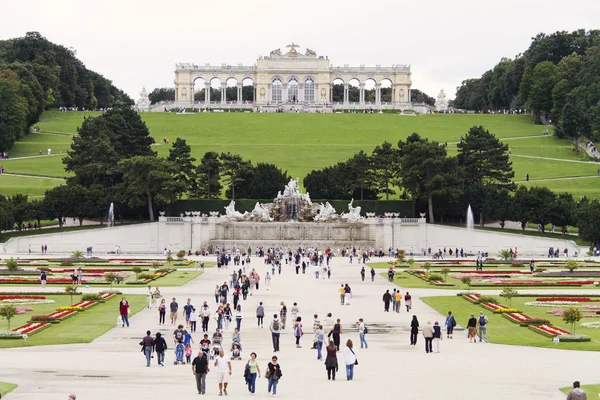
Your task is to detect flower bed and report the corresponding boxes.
[11,322,51,336]
[528,324,571,338]
[502,312,531,324]
[481,302,509,312]
[535,297,597,302]
[0,295,46,300]
[462,294,481,303]
[70,300,97,310]
[525,301,581,307]
[581,321,600,328]
[57,306,84,311]
[15,307,34,314]
[493,308,523,314]
[30,309,77,323]
[1,299,55,305]
[99,293,116,300]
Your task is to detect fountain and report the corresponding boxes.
[466,204,474,231]
[108,203,115,227]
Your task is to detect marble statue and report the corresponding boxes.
[221,200,245,220]
[251,202,273,221]
[270,48,282,56]
[286,42,300,56]
[341,198,362,222]
[305,48,316,57]
[136,86,151,111]
[436,89,448,112]
[314,202,338,221]
[283,178,301,197]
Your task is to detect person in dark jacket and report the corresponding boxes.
[382,290,392,312]
[154,332,168,366]
[324,340,338,380]
[410,315,419,345]
[119,297,130,327]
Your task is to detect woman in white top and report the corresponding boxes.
[235,305,243,331]
[290,302,299,321]
[343,339,357,381]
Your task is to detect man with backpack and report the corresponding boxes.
[477,312,488,342]
[270,313,281,352]
[445,311,456,339]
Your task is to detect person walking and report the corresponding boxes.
[566,381,588,400]
[467,313,478,343]
[40,270,47,288]
[370,267,375,282]
[139,330,154,367]
[358,318,368,348]
[444,311,455,339]
[154,332,167,366]
[343,339,357,381]
[382,290,392,312]
[192,350,209,394]
[315,324,325,360]
[404,292,412,312]
[478,311,488,343]
[245,352,261,395]
[119,297,130,328]
[339,284,345,305]
[344,284,352,305]
[270,314,281,352]
[256,302,265,328]
[290,302,299,322]
[214,349,232,396]
[235,305,243,331]
[266,355,282,396]
[410,315,419,345]
[331,318,342,351]
[433,321,442,353]
[280,302,287,330]
[146,286,153,309]
[360,267,365,281]
[154,287,162,308]
[294,317,303,348]
[324,340,339,381]
[394,290,402,313]
[158,299,166,325]
[422,321,434,353]
[169,297,179,325]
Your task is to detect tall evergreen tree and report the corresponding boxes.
[192,152,222,199]
[371,142,399,200]
[220,152,253,200]
[167,138,196,197]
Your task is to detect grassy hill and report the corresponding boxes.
[1,110,598,199]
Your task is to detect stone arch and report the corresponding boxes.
[192,77,206,102]
[364,78,377,103]
[304,77,315,103]
[271,78,283,102]
[332,78,344,103]
[225,77,238,102]
[242,77,255,102]
[381,78,393,103]
[209,77,222,103]
[288,78,299,102]
[348,78,360,103]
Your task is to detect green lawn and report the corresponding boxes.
[146,270,202,286]
[380,270,469,290]
[0,174,64,197]
[0,110,592,198]
[422,296,600,351]
[0,294,145,348]
[0,382,17,396]
[560,384,600,398]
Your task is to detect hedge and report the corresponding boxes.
[167,199,414,217]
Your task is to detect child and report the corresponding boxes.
[189,308,197,333]
[183,329,194,347]
[433,321,442,353]
[184,343,193,363]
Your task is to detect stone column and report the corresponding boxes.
[343,83,349,104]
[237,83,243,104]
[205,82,211,103]
[221,83,227,104]
[359,83,365,105]
[282,83,288,103]
[375,83,381,106]
[298,84,304,102]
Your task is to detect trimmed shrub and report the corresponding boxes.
[81,294,103,302]
[556,334,591,342]
[477,295,499,304]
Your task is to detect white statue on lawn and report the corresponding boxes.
[341,198,362,222]
[314,202,337,221]
[221,200,245,220]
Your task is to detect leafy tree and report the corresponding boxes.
[220,152,253,200]
[566,260,579,272]
[410,89,435,106]
[176,250,186,260]
[371,142,399,200]
[499,249,512,261]
[44,185,78,227]
[562,307,582,333]
[71,250,84,260]
[304,162,351,199]
[167,138,196,197]
[104,272,119,292]
[500,287,518,307]
[346,150,376,200]
[148,87,175,104]
[132,266,143,278]
[0,304,17,331]
[576,199,600,247]
[512,186,557,232]
[557,88,591,145]
[64,284,77,305]
[0,195,15,233]
[6,257,19,272]
[332,84,344,102]
[192,151,222,199]
[0,70,27,152]
[234,162,291,199]
[118,156,184,221]
[528,61,557,122]
[397,133,462,223]
[460,276,472,290]
[9,194,28,230]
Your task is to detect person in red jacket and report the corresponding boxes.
[119,297,130,327]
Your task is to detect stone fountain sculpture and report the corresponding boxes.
[221,201,247,220]
[341,198,362,222]
[314,202,338,221]
[250,202,273,221]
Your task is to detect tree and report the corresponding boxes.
[557,88,591,145]
[0,304,17,331]
[192,151,222,199]
[576,199,600,247]
[397,133,462,223]
[44,185,78,227]
[220,152,253,200]
[167,138,196,197]
[0,70,27,152]
[345,151,376,201]
[499,249,513,261]
[528,61,557,123]
[566,260,579,272]
[71,250,84,260]
[562,307,582,333]
[460,276,472,290]
[410,89,435,106]
[233,162,291,199]
[148,87,175,104]
[5,257,18,272]
[0,195,15,233]
[176,250,186,260]
[500,287,518,307]
[64,284,77,305]
[371,142,399,200]
[304,162,351,199]
[118,156,184,221]
[132,266,143,278]
[104,272,119,292]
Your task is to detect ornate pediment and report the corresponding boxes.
[268,43,317,59]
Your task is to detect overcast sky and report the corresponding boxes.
[1,0,599,101]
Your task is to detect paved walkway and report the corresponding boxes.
[0,173,65,180]
[0,256,594,399]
